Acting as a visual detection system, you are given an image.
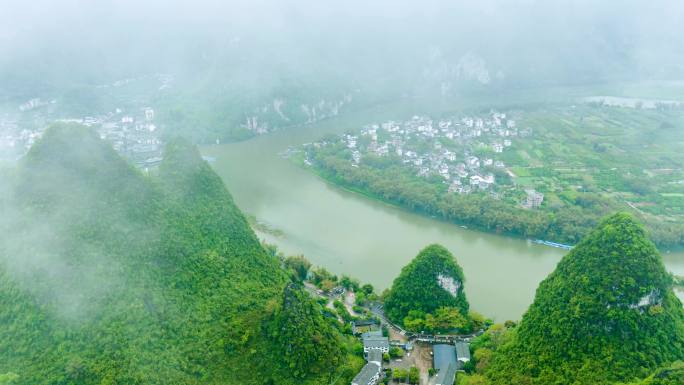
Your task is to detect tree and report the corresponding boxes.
[639,361,684,385]
[361,283,374,295]
[389,347,405,358]
[474,348,493,373]
[409,366,420,384]
[0,373,19,385]
[352,342,364,356]
[320,279,336,293]
[393,368,408,382]
[355,291,367,305]
[269,283,344,379]
[310,267,336,286]
[340,275,360,291]
[403,310,426,332]
[283,255,311,282]
[468,311,488,331]
[427,307,469,332]
[459,374,489,385]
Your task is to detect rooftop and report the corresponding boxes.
[352,319,378,327]
[351,362,381,385]
[434,362,457,385]
[433,344,456,371]
[363,335,389,349]
[455,342,471,362]
[361,330,383,339]
[367,349,383,364]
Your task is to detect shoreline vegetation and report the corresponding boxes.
[300,155,682,252]
[296,157,566,246]
[291,104,684,251]
[246,214,286,238]
[293,153,566,245]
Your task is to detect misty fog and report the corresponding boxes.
[2,1,684,384]
[1,0,683,99]
[1,0,684,318]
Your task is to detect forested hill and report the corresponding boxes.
[384,244,473,333]
[485,213,684,385]
[0,124,348,384]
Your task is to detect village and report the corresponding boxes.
[303,111,543,204]
[0,98,164,172]
[302,280,478,385]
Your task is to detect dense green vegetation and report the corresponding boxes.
[2,125,683,385]
[621,362,684,385]
[304,104,684,249]
[482,213,684,385]
[383,244,473,333]
[0,124,356,384]
[265,283,348,381]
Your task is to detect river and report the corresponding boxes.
[201,102,684,322]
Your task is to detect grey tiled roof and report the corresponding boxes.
[434,362,457,385]
[363,336,389,349]
[367,349,383,364]
[455,342,471,361]
[433,344,456,371]
[352,362,380,385]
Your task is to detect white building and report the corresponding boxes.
[144,108,155,121]
[523,189,544,208]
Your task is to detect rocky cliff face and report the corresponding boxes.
[241,93,354,135]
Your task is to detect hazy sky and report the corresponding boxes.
[1,0,682,95]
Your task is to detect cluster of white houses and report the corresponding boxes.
[0,103,50,161]
[303,111,553,210]
[95,108,163,171]
[56,107,163,171]
[0,124,42,161]
[1,103,163,171]
[315,111,533,196]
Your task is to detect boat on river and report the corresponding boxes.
[532,239,574,250]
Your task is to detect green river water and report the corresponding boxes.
[201,102,684,321]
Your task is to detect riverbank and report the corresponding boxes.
[292,153,542,246]
[306,157,683,252]
[294,103,684,251]
[200,86,684,321]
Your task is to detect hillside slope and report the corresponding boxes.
[384,244,470,332]
[486,213,684,385]
[0,124,347,384]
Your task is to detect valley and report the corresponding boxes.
[200,94,684,322]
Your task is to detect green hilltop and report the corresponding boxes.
[0,124,354,384]
[384,244,473,333]
[485,213,684,385]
